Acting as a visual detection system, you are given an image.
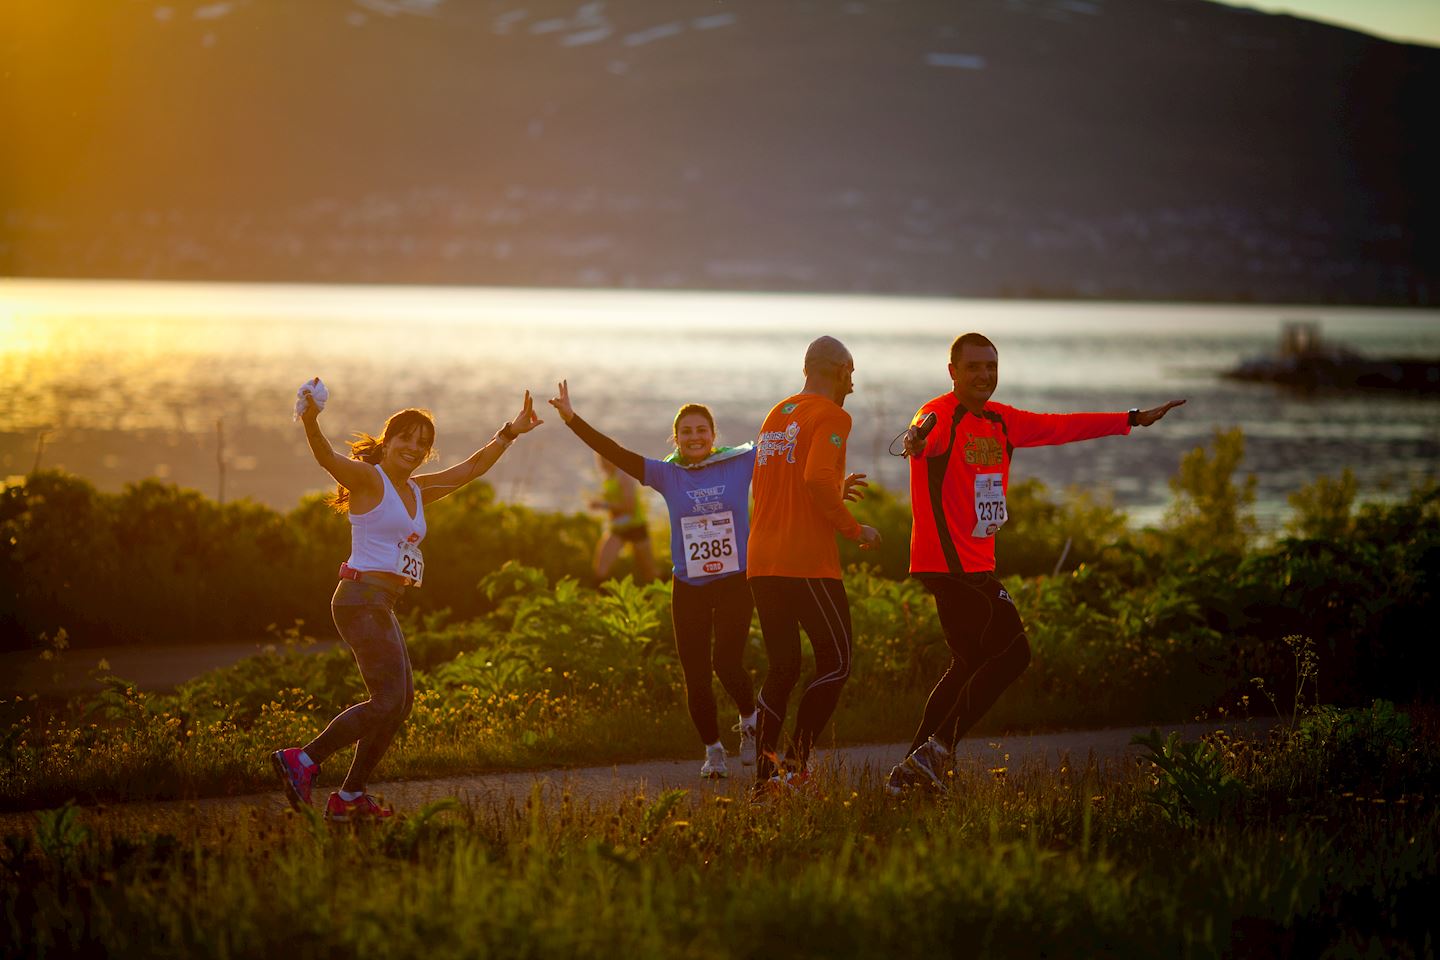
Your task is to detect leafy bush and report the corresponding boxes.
[995,479,1129,577]
[0,474,599,650]
[1286,468,1358,540]
[838,482,913,578]
[1162,426,1257,556]
[0,473,334,650]
[1132,728,1243,828]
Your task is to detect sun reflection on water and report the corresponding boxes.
[2,278,1437,528]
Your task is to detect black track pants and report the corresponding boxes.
[906,572,1031,756]
[750,576,853,780]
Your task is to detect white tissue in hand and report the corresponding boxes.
[295,377,328,419]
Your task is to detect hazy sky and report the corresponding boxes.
[1239,0,1440,47]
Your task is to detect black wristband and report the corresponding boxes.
[1128,408,1140,427]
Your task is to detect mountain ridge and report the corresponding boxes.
[2,0,1436,304]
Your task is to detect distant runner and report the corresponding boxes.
[885,333,1184,794]
[550,381,759,779]
[590,451,659,585]
[748,336,880,792]
[272,380,542,821]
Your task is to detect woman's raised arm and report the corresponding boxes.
[415,390,544,504]
[548,380,646,480]
[299,391,380,497]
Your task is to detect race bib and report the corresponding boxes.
[681,511,740,579]
[971,474,1008,538]
[396,539,425,586]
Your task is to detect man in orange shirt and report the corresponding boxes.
[748,335,881,789]
[886,332,1184,794]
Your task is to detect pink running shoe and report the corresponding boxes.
[270,748,319,810]
[324,792,394,823]
[749,767,816,804]
[785,768,814,788]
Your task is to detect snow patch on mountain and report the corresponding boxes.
[926,53,986,69]
[493,10,528,34]
[563,27,613,46]
[1003,0,1104,19]
[353,0,443,17]
[482,4,728,51]
[693,13,736,30]
[624,22,683,46]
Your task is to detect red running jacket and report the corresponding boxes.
[907,394,1131,574]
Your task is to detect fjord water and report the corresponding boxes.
[2,280,1437,529]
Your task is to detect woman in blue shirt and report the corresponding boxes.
[550,380,757,779]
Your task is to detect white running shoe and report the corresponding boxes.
[733,720,757,767]
[884,761,920,797]
[884,737,951,796]
[909,736,951,789]
[700,743,729,779]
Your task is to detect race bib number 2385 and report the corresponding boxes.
[681,511,739,578]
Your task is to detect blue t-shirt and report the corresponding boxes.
[643,445,756,586]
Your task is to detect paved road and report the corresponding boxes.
[0,720,1273,832]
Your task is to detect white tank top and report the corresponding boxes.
[347,464,427,583]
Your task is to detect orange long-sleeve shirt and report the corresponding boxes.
[747,394,863,579]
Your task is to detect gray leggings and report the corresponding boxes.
[303,579,415,793]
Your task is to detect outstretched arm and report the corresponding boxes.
[1133,399,1186,427]
[299,392,379,497]
[548,380,647,481]
[1005,398,1186,448]
[416,390,543,504]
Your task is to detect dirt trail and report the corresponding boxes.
[1,720,1272,833]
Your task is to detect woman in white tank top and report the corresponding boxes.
[270,382,543,822]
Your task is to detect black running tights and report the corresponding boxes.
[750,576,853,780]
[906,573,1031,756]
[672,573,757,745]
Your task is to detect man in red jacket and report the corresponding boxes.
[886,332,1184,795]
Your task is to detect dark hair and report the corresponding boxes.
[329,408,436,512]
[949,332,997,367]
[671,403,717,446]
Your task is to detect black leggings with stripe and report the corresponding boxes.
[671,573,756,746]
[907,572,1032,756]
[750,576,852,780]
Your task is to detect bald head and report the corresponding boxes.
[803,336,853,375]
[801,335,855,406]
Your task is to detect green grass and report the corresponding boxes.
[0,672,931,812]
[6,716,1437,960]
